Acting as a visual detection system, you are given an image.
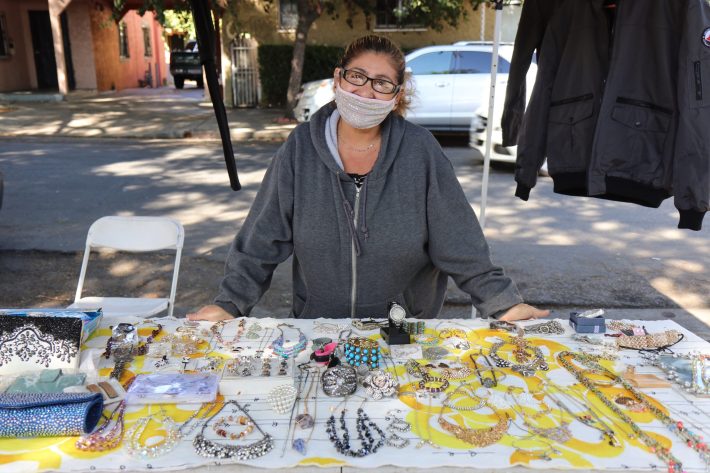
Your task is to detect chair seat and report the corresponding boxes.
[68,297,169,318]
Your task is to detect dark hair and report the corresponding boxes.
[339,35,412,115]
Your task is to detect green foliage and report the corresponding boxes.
[163,9,196,38]
[258,44,344,107]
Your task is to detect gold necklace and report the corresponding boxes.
[438,384,509,447]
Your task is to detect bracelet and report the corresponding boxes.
[322,365,358,396]
[344,337,381,369]
[490,320,517,332]
[267,385,297,414]
[213,415,255,440]
[418,377,449,393]
[413,333,439,346]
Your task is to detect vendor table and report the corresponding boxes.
[0,317,708,473]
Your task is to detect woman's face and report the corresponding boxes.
[335,51,402,102]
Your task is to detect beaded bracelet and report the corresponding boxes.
[439,328,466,339]
[344,337,381,369]
[418,377,449,393]
[413,333,439,346]
[213,415,255,440]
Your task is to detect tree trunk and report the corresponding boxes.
[284,0,319,119]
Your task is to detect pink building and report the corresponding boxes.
[0,0,167,94]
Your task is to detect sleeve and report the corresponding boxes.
[426,150,523,318]
[673,0,710,231]
[501,0,545,147]
[213,140,295,316]
[514,18,562,201]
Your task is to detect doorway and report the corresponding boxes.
[28,10,58,90]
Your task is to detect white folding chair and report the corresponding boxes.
[68,216,184,318]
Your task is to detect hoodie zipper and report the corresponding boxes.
[350,186,361,317]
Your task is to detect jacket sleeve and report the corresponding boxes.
[502,0,546,147]
[426,149,523,318]
[514,17,562,201]
[673,0,710,231]
[214,140,295,316]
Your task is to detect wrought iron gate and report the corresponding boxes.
[231,36,259,108]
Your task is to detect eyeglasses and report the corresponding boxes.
[340,68,400,95]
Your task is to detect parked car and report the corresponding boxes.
[170,40,203,89]
[469,57,548,175]
[294,41,519,133]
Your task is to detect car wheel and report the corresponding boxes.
[175,77,185,89]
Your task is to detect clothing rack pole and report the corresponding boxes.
[479,0,504,230]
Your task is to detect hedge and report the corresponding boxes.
[258,44,344,107]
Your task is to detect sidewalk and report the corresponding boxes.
[0,87,297,141]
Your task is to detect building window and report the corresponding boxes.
[279,0,298,30]
[142,25,152,57]
[0,13,9,58]
[118,22,129,58]
[375,0,423,30]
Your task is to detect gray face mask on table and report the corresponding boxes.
[334,84,397,129]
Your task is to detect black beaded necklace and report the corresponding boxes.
[325,400,386,457]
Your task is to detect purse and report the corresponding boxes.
[0,392,104,438]
[0,314,83,375]
[5,369,87,394]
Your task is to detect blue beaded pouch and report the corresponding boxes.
[0,392,104,438]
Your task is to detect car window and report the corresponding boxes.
[407,51,454,75]
[453,51,511,74]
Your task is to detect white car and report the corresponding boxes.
[469,57,548,175]
[294,42,520,133]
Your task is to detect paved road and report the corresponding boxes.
[1,137,709,334]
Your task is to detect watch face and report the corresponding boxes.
[389,304,406,322]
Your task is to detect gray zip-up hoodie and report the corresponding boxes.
[214,102,522,319]
[515,0,710,230]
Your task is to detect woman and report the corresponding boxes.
[189,35,547,322]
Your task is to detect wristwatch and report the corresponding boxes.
[388,302,406,329]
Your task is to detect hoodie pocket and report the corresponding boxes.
[610,98,671,172]
[546,94,595,170]
[690,59,709,109]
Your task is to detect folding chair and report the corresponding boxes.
[68,216,184,318]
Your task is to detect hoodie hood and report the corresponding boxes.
[308,101,406,182]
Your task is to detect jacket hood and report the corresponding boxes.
[308,101,407,181]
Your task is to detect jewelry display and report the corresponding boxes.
[271,324,308,359]
[438,385,509,447]
[524,320,564,335]
[488,335,549,377]
[193,400,273,460]
[322,365,358,396]
[268,384,297,414]
[558,351,710,472]
[124,411,180,459]
[326,400,387,457]
[344,337,381,369]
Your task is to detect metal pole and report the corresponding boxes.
[479,0,503,229]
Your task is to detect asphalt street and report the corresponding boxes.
[1,137,709,336]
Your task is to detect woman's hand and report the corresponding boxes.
[499,303,550,322]
[187,304,235,322]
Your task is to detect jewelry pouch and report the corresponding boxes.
[0,392,104,438]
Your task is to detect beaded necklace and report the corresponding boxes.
[325,397,387,457]
[124,411,180,459]
[558,351,710,473]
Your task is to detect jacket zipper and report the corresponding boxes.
[350,187,361,317]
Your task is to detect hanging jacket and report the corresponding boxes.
[214,102,522,319]
[515,0,710,230]
[501,0,566,146]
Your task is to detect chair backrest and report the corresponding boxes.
[74,216,185,317]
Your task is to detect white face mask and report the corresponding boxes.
[334,83,397,129]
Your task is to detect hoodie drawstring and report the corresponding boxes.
[337,175,362,257]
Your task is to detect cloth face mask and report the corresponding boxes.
[334,84,397,129]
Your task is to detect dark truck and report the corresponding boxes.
[170,41,204,89]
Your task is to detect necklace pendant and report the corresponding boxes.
[295,413,315,429]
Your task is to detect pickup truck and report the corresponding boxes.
[170,40,203,89]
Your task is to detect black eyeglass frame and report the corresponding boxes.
[339,68,401,95]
